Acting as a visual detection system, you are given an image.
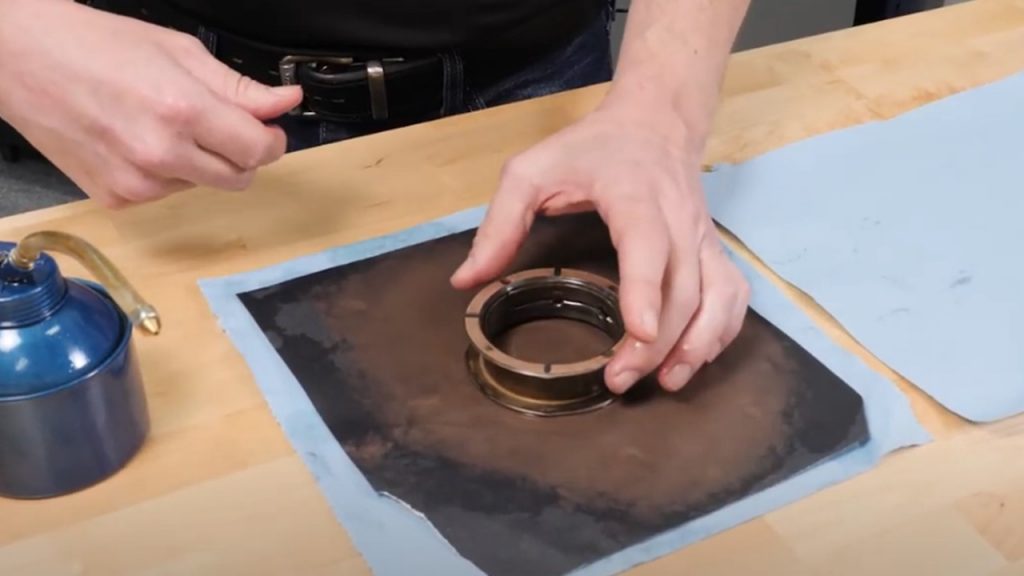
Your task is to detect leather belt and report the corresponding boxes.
[101,0,455,123]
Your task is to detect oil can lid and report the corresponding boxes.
[0,242,122,399]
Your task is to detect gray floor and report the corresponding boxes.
[0,155,86,218]
[0,0,970,219]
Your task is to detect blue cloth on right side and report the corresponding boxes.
[704,70,1024,422]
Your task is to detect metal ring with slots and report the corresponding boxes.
[464,268,625,416]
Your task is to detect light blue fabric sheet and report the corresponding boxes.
[199,205,929,575]
[703,70,1024,423]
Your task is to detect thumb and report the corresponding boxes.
[451,174,539,289]
[181,44,303,119]
[224,75,303,120]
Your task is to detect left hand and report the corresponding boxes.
[450,105,750,394]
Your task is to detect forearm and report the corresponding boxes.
[601,0,750,150]
[0,0,76,113]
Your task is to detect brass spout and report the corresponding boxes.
[8,231,161,336]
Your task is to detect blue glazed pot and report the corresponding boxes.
[0,235,159,499]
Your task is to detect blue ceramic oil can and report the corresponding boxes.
[0,231,160,499]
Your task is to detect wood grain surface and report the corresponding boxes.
[2,1,1023,574]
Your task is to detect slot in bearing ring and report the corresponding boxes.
[464,268,625,416]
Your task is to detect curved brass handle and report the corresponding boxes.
[8,231,161,336]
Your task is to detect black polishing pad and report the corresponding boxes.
[238,211,869,576]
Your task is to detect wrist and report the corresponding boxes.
[595,83,709,162]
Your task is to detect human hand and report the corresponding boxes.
[450,106,749,394]
[0,0,302,208]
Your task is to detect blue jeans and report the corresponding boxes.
[276,7,616,152]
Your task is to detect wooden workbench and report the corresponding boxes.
[2,1,1023,574]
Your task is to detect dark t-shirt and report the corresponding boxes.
[167,0,607,50]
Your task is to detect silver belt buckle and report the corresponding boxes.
[278,55,399,121]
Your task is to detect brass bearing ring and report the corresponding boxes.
[464,268,626,417]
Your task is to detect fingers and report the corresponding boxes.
[175,144,256,191]
[657,294,731,391]
[450,159,540,289]
[657,240,750,391]
[114,90,281,199]
[604,219,700,394]
[115,112,263,193]
[94,168,192,208]
[9,21,296,211]
[226,78,303,121]
[603,197,672,343]
[53,137,193,208]
[541,199,595,217]
[172,40,296,170]
[722,283,750,354]
[177,38,303,120]
[115,68,287,193]
[191,99,290,172]
[112,176,193,206]
[100,158,193,205]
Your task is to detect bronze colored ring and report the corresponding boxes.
[464,268,625,416]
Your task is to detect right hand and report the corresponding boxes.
[0,0,303,208]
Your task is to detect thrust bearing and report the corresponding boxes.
[464,267,625,416]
